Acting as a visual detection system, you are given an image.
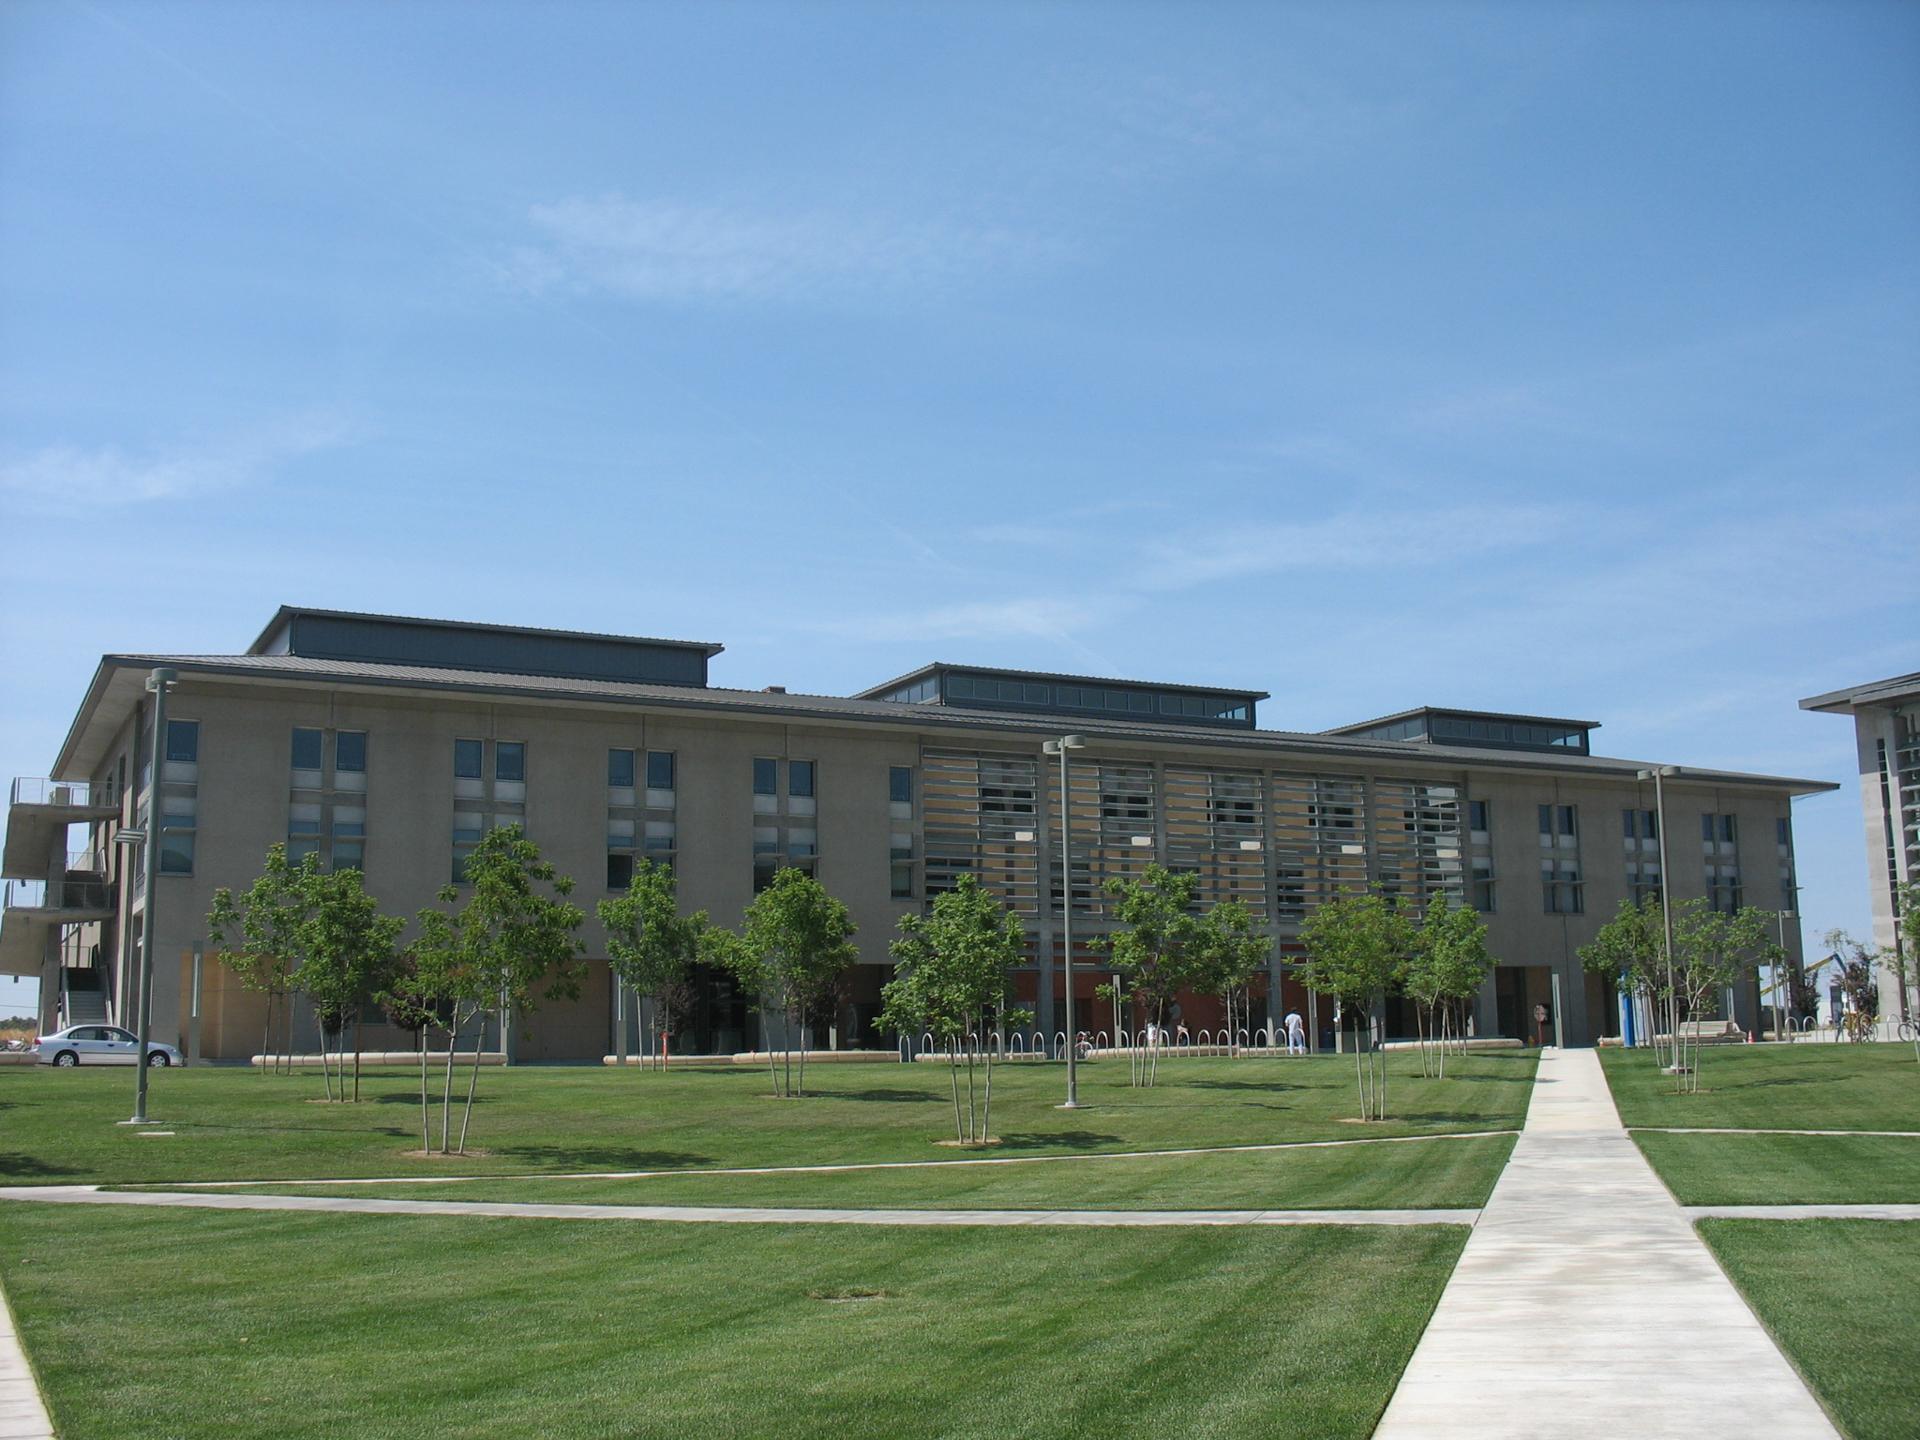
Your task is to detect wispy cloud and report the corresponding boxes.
[502,195,1061,304]
[0,415,353,517]
[813,597,1106,645]
[1138,500,1585,590]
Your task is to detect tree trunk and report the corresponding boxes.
[353,1015,362,1103]
[260,991,274,1076]
[948,1040,965,1143]
[982,1043,994,1144]
[418,1025,430,1153]
[440,1015,460,1153]
[798,1020,808,1100]
[764,1016,781,1098]
[456,1014,486,1154]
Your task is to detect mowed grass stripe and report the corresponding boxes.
[227,1132,1516,1210]
[1699,1219,1920,1440]
[0,1203,1468,1440]
[0,1050,1537,1187]
[1634,1131,1920,1206]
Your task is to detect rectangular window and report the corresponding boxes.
[454,739,483,779]
[1468,800,1489,833]
[890,766,913,805]
[607,852,635,890]
[335,731,367,774]
[496,742,526,783]
[891,830,915,899]
[754,757,778,795]
[292,728,325,773]
[1542,859,1584,914]
[288,802,322,837]
[159,794,195,875]
[789,760,815,798]
[608,749,636,789]
[644,820,676,859]
[166,720,200,764]
[1471,857,1494,913]
[787,826,817,861]
[646,751,675,791]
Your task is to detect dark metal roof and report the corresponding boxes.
[246,606,725,658]
[1799,672,1920,714]
[1324,705,1601,736]
[855,660,1269,702]
[52,651,1835,797]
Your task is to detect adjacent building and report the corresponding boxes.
[2,607,1835,1060]
[1801,671,1920,1020]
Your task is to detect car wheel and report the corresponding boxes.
[54,1050,79,1067]
[147,1052,170,1067]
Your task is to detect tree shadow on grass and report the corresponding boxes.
[1182,1079,1304,1094]
[821,1088,941,1104]
[993,1131,1123,1151]
[0,1152,77,1179]
[489,1144,715,1171]
[373,1092,493,1105]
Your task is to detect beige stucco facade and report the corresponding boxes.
[7,619,1834,1059]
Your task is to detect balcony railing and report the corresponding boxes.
[9,778,116,809]
[3,878,113,913]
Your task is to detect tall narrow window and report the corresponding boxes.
[753,758,778,815]
[293,727,325,775]
[454,739,483,779]
[496,742,526,783]
[335,732,367,775]
[166,721,200,765]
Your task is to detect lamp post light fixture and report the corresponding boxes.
[1042,734,1087,1109]
[118,667,177,1126]
[1636,765,1683,1072]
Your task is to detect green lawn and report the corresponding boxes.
[1700,1219,1920,1440]
[0,1051,1535,1187]
[1600,1043,1920,1131]
[228,1132,1513,1210]
[1634,1132,1920,1205]
[0,1203,1467,1440]
[1601,1044,1920,1203]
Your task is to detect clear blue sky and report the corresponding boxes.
[3,0,1915,1015]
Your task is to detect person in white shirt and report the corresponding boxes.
[1283,1008,1306,1055]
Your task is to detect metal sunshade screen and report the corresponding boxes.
[1269,771,1370,931]
[1164,766,1268,917]
[1370,777,1465,918]
[1052,760,1155,918]
[921,749,1041,914]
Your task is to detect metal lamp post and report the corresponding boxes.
[122,667,176,1125]
[1636,765,1681,1071]
[1043,734,1086,1109]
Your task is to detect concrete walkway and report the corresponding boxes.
[1373,1047,1838,1439]
[0,1275,54,1440]
[0,1185,1475,1228]
[1685,1203,1920,1221]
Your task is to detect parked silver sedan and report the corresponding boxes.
[33,1025,182,1067]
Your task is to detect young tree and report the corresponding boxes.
[376,951,440,1153]
[411,825,586,1153]
[1406,895,1493,1078]
[1824,929,1886,1045]
[1095,864,1204,1087]
[1664,900,1781,1093]
[719,867,858,1098]
[1296,892,1414,1120]
[207,843,311,1075]
[1579,896,1673,1070]
[597,859,709,1071]
[878,874,1031,1143]
[296,865,405,1102]
[1190,898,1271,1056]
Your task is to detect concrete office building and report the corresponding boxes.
[2,607,1835,1060]
[1801,671,1920,1020]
